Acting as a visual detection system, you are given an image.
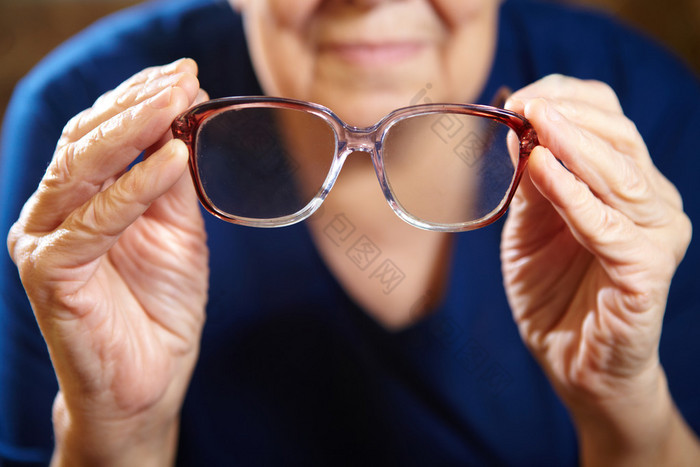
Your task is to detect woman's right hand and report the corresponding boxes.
[6,58,210,466]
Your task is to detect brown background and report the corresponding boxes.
[1,0,698,122]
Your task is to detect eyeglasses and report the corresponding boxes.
[171,96,538,232]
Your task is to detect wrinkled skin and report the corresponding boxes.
[503,75,690,402]
[8,59,210,465]
[502,75,695,464]
[6,0,700,464]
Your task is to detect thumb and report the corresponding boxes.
[504,97,548,213]
[143,88,211,223]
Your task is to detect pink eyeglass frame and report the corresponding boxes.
[171,96,539,232]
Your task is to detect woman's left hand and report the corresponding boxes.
[501,74,698,464]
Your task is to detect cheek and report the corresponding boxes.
[267,0,322,28]
[244,1,317,99]
[431,0,495,26]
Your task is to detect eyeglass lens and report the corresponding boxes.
[195,107,335,219]
[382,113,514,226]
[194,106,517,228]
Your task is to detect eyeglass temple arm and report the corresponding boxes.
[477,86,515,154]
[490,86,513,109]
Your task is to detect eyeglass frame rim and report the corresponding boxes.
[171,95,539,232]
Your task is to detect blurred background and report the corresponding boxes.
[0,0,698,122]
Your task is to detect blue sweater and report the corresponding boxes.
[2,0,699,465]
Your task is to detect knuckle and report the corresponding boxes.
[555,100,582,120]
[588,80,622,108]
[660,176,684,210]
[116,78,152,109]
[59,109,90,144]
[92,89,114,110]
[124,65,160,89]
[615,160,650,202]
[68,203,103,239]
[6,222,43,284]
[614,116,645,154]
[574,124,596,153]
[91,118,112,144]
[577,197,627,244]
[588,79,613,95]
[619,115,640,140]
[542,73,566,86]
[530,74,566,96]
[59,85,137,147]
[108,172,149,215]
[136,77,166,105]
[86,115,127,153]
[75,184,139,239]
[592,204,620,236]
[673,211,692,262]
[6,220,27,264]
[568,183,602,230]
[45,144,76,188]
[108,90,132,115]
[681,211,692,242]
[172,72,199,99]
[135,65,159,80]
[109,65,165,108]
[107,178,136,208]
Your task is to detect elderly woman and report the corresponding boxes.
[1,0,699,465]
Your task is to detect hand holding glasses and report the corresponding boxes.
[172,95,538,232]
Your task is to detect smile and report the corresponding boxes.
[320,42,427,66]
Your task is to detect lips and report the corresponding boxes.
[320,41,427,66]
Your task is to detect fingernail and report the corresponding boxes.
[148,87,173,109]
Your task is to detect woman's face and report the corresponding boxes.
[232,0,500,127]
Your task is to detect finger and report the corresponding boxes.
[25,85,193,234]
[508,94,683,212]
[540,99,646,161]
[46,139,190,273]
[142,88,211,223]
[58,58,199,146]
[507,74,623,114]
[522,98,673,228]
[193,88,210,107]
[531,98,684,211]
[141,87,210,171]
[525,146,677,293]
